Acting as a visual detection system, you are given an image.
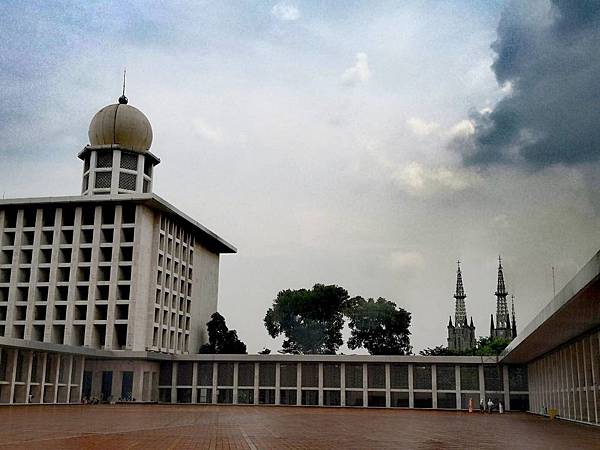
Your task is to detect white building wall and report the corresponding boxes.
[191,245,220,353]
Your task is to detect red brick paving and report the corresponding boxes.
[0,405,599,449]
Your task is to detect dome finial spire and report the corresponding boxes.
[118,68,128,104]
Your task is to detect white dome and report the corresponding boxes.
[88,102,153,152]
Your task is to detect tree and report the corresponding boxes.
[419,345,454,356]
[346,297,412,355]
[419,337,512,356]
[473,336,511,356]
[199,312,247,354]
[264,284,351,354]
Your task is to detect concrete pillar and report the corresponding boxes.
[408,364,414,408]
[385,364,391,408]
[503,365,510,411]
[51,354,60,403]
[211,362,218,404]
[455,365,461,409]
[318,363,323,406]
[478,364,485,405]
[253,362,259,405]
[232,363,238,404]
[24,351,33,403]
[275,363,281,405]
[171,362,177,404]
[362,364,368,407]
[191,362,198,403]
[65,355,74,403]
[7,349,17,404]
[296,363,302,406]
[431,365,437,409]
[340,363,346,407]
[39,353,47,404]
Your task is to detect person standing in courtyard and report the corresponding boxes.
[480,399,485,413]
[487,398,493,413]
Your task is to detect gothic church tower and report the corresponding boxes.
[447,261,476,352]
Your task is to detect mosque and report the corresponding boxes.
[0,90,599,428]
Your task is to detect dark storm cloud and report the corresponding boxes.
[459,0,600,168]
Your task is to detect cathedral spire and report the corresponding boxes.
[454,260,468,327]
[494,256,509,330]
[511,295,517,338]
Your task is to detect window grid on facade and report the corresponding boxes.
[152,214,194,354]
[0,204,136,350]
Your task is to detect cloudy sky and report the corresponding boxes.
[1,0,599,353]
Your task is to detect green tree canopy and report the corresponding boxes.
[199,312,247,354]
[419,336,512,356]
[264,284,351,354]
[346,297,412,355]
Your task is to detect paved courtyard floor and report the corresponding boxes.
[0,404,599,449]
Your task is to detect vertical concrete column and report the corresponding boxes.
[478,364,485,406]
[64,207,82,346]
[431,365,437,409]
[503,365,510,411]
[253,362,259,405]
[110,150,121,195]
[88,151,97,194]
[232,362,239,405]
[275,363,281,405]
[133,365,144,402]
[84,206,102,346]
[296,363,302,406]
[408,364,414,408]
[362,364,368,407]
[171,362,177,404]
[25,351,33,403]
[318,363,323,406]
[24,210,43,340]
[385,364,391,408]
[340,363,346,407]
[66,355,74,403]
[135,154,145,192]
[77,356,85,403]
[5,211,23,338]
[576,343,583,420]
[211,362,218,404]
[39,352,47,404]
[51,354,60,403]
[455,365,461,409]
[191,362,198,403]
[7,349,17,404]
[582,340,591,423]
[593,334,599,424]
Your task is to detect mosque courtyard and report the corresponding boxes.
[0,405,598,449]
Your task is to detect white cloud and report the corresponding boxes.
[389,250,425,271]
[407,117,440,137]
[271,2,300,21]
[447,119,475,139]
[341,52,371,86]
[392,161,479,195]
[191,117,224,144]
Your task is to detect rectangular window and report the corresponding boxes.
[436,365,456,390]
[217,388,233,404]
[483,366,504,391]
[94,171,111,188]
[460,365,479,391]
[119,172,137,191]
[437,392,456,409]
[391,391,409,408]
[280,363,297,388]
[237,363,255,387]
[301,390,318,406]
[258,389,275,404]
[280,389,297,405]
[237,389,254,404]
[367,364,385,389]
[323,390,340,406]
[301,363,318,388]
[414,365,432,390]
[345,390,363,407]
[367,391,386,407]
[414,392,433,408]
[96,152,113,168]
[217,363,234,386]
[120,152,138,170]
[345,364,363,389]
[323,364,340,388]
[197,388,212,403]
[259,363,275,387]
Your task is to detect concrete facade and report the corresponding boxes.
[502,249,600,426]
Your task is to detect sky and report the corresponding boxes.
[1,0,599,353]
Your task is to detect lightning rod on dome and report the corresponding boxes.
[119,68,128,105]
